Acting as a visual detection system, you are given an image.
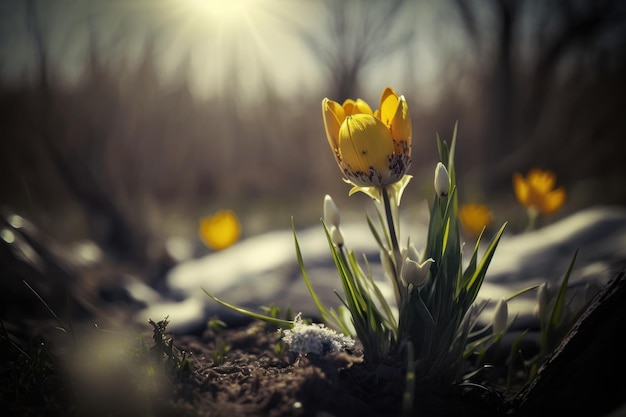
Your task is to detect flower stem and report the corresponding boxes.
[526,207,539,231]
[382,186,404,304]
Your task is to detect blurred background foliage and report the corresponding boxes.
[1,0,625,267]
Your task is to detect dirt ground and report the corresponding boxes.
[3,281,626,417]
[135,319,505,417]
[142,317,529,417]
[1,314,507,417]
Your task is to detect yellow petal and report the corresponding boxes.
[199,210,241,251]
[322,98,345,156]
[459,204,493,237]
[539,187,566,215]
[390,95,412,145]
[515,169,566,215]
[339,114,394,178]
[379,87,399,127]
[378,88,411,153]
[513,172,530,207]
[348,184,381,201]
[343,98,373,115]
[528,169,556,194]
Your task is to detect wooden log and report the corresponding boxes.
[515,270,626,416]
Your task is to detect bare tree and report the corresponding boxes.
[24,0,154,265]
[295,0,415,99]
[453,0,626,189]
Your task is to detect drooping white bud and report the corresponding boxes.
[329,225,344,247]
[492,298,508,334]
[535,282,550,323]
[323,194,341,228]
[401,258,434,288]
[434,162,450,197]
[404,241,421,263]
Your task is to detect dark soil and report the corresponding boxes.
[167,322,513,417]
[174,322,406,417]
[0,315,504,417]
[131,320,506,417]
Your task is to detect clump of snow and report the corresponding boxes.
[282,313,354,356]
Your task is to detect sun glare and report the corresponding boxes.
[182,0,258,21]
[109,0,321,100]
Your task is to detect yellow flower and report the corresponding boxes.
[513,169,566,215]
[199,210,241,251]
[459,203,493,238]
[322,86,412,187]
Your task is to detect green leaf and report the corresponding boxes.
[461,229,484,292]
[447,121,458,185]
[293,220,331,314]
[505,329,530,393]
[360,254,398,332]
[549,249,578,329]
[366,213,386,250]
[375,205,392,250]
[463,222,507,309]
[202,288,293,328]
[401,341,416,416]
[436,133,446,164]
[441,217,451,257]
[506,284,541,301]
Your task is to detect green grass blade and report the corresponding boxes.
[505,284,541,301]
[401,341,416,416]
[23,280,67,333]
[291,218,333,320]
[549,249,578,328]
[202,288,294,328]
[464,222,507,308]
[366,212,386,250]
[461,228,484,286]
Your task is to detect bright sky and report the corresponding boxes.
[107,0,328,100]
[0,0,454,105]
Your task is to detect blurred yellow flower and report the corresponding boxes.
[513,169,566,215]
[199,210,241,250]
[322,86,412,187]
[459,203,493,237]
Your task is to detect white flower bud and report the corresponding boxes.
[434,162,450,197]
[403,241,421,262]
[401,258,434,288]
[323,194,341,228]
[536,282,550,323]
[492,298,508,334]
[329,225,344,247]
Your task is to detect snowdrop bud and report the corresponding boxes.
[536,282,550,323]
[323,194,341,228]
[434,162,450,197]
[492,298,508,334]
[400,252,434,288]
[329,225,344,247]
